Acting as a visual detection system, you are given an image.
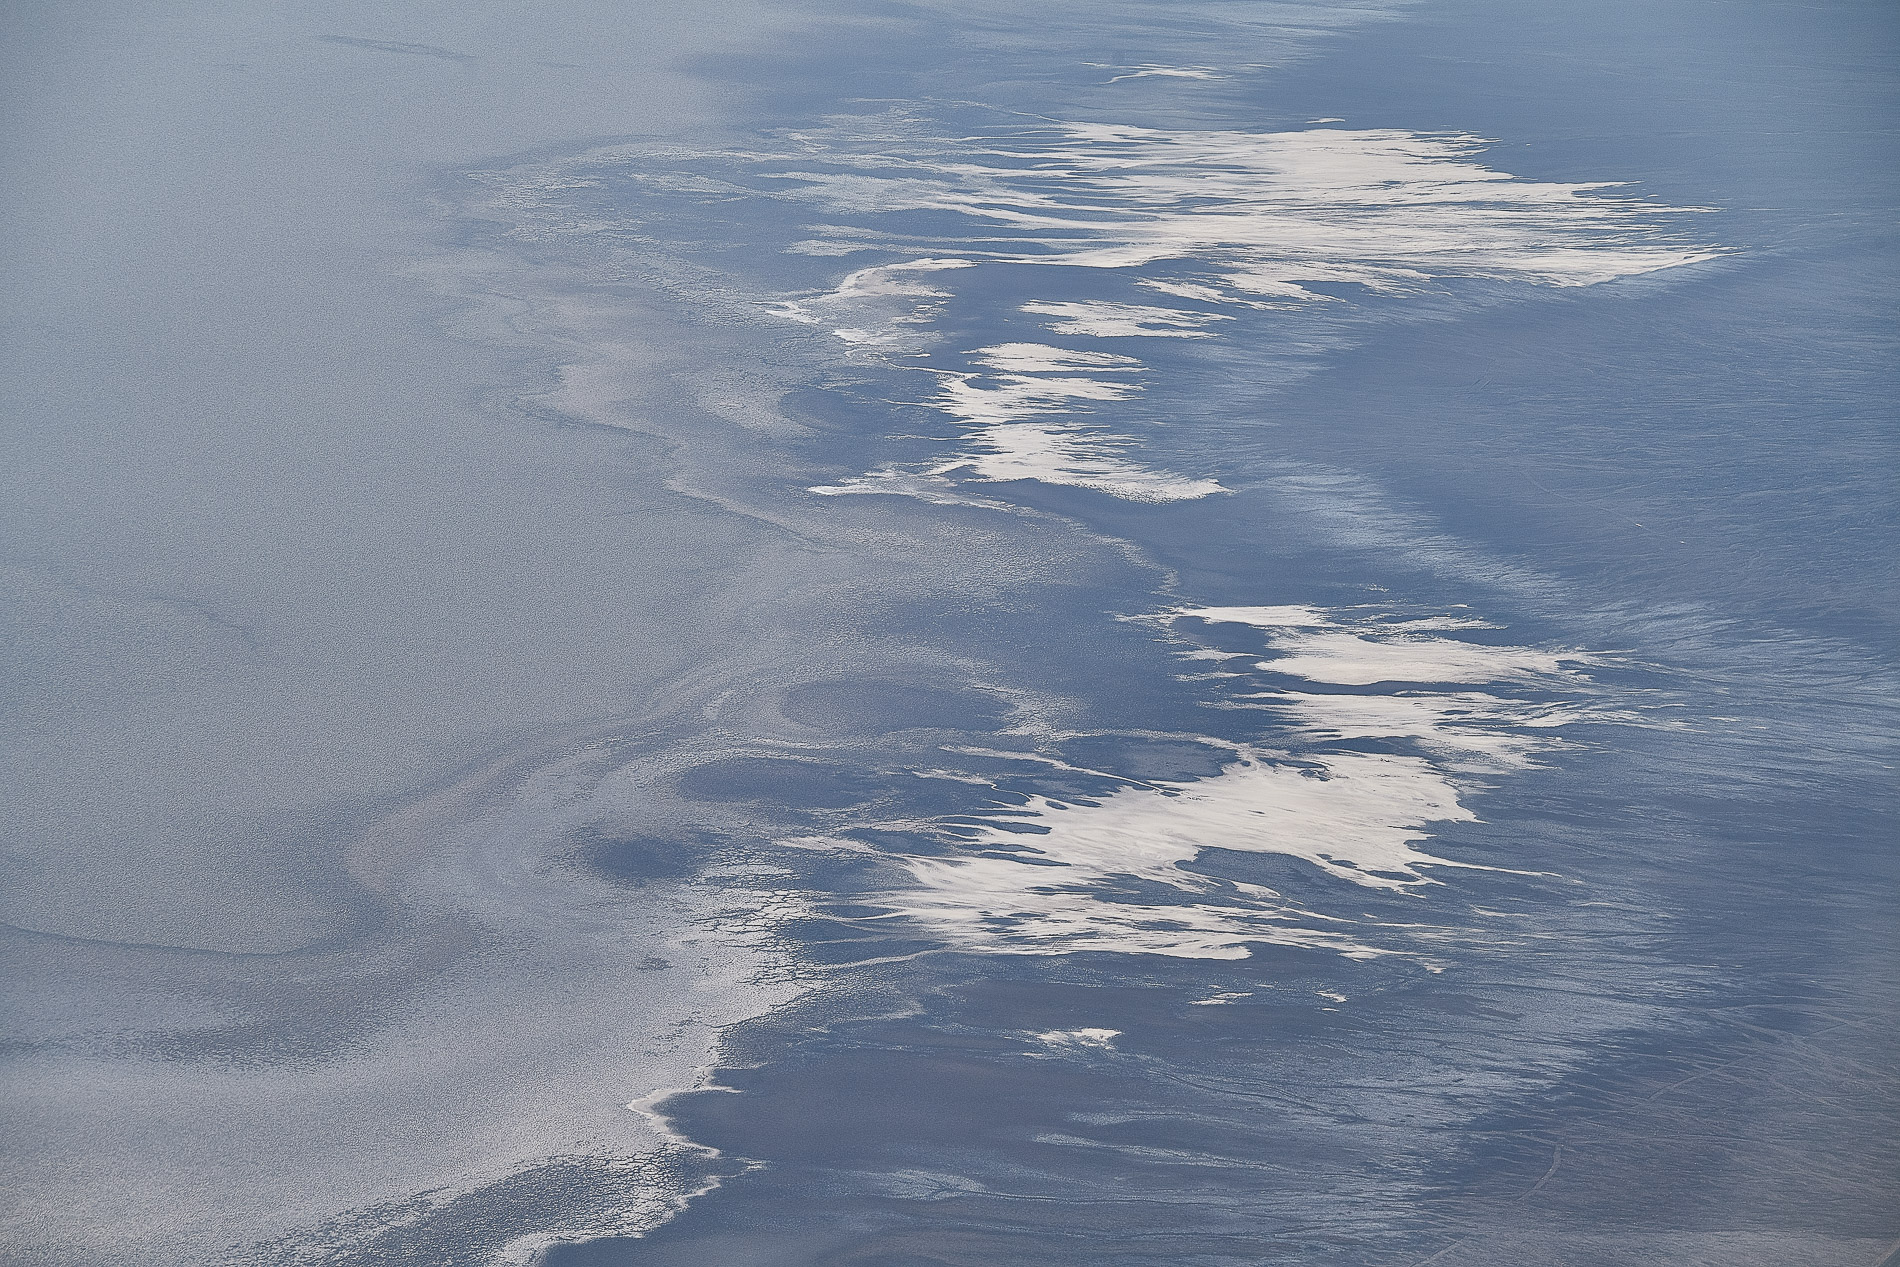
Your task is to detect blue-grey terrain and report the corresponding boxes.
[3,1,1895,1265]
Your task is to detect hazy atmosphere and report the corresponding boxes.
[4,1,1896,1264]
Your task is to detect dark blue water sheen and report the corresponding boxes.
[482,0,1900,1263]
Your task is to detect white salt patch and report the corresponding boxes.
[1260,630,1588,685]
[883,851,1381,961]
[1032,1028,1121,1049]
[951,419,1227,502]
[1251,690,1584,771]
[766,257,974,351]
[1138,279,1237,304]
[744,120,1715,501]
[889,343,1228,502]
[878,745,1486,959]
[1101,64,1226,83]
[943,749,1478,889]
[972,341,1142,375]
[1189,992,1253,1005]
[847,601,1612,961]
[766,123,1717,318]
[1172,604,1336,629]
[1166,603,1588,685]
[1021,300,1233,338]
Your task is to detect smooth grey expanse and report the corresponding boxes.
[5,2,826,1257]
[4,1,1896,1265]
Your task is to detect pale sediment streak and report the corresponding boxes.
[1086,63,1229,83]
[478,116,1718,507]
[1031,1028,1122,1050]
[831,603,1617,961]
[818,341,1226,503]
[771,123,1717,298]
[452,122,1710,963]
[1020,300,1234,338]
[440,118,1714,966]
[766,120,1721,501]
[1176,604,1599,688]
[766,257,974,349]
